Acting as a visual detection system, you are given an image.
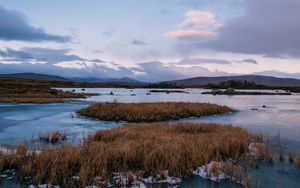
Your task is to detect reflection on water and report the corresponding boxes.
[1,88,300,187]
[0,102,121,146]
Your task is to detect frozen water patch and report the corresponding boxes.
[193,161,243,184]
[141,170,181,185]
[193,161,226,182]
[28,184,59,188]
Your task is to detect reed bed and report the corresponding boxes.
[0,122,250,187]
[78,102,235,122]
[0,78,96,104]
[0,90,94,104]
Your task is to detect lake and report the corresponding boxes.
[1,88,300,187]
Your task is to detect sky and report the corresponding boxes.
[0,0,300,82]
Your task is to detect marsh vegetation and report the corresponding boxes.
[0,77,96,103]
[78,102,235,122]
[0,122,252,187]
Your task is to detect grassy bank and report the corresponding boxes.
[0,122,251,187]
[78,102,234,122]
[0,77,96,104]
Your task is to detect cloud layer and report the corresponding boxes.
[0,47,229,82]
[187,0,300,57]
[0,6,70,42]
[0,48,103,64]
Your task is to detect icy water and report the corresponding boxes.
[1,88,300,187]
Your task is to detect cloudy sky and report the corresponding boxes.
[0,0,300,82]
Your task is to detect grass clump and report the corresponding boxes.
[78,102,235,122]
[0,151,4,173]
[0,122,250,187]
[39,131,67,144]
[294,155,300,169]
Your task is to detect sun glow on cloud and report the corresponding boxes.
[166,10,221,40]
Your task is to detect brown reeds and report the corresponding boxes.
[266,147,274,164]
[294,155,300,169]
[0,151,4,173]
[279,147,285,163]
[0,122,250,187]
[78,102,235,122]
[0,78,96,104]
[288,151,296,163]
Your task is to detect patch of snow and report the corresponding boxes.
[0,174,8,178]
[113,173,145,188]
[193,161,245,185]
[0,145,41,155]
[193,161,225,182]
[248,142,264,157]
[28,184,59,188]
[141,170,181,185]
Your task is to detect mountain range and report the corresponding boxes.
[0,73,142,84]
[2,73,300,87]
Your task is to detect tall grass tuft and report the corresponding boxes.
[294,155,300,170]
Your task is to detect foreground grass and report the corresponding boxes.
[0,78,95,104]
[0,122,250,187]
[78,102,234,122]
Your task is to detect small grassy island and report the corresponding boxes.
[78,102,234,122]
[149,89,187,93]
[202,88,292,95]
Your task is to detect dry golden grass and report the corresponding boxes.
[294,155,300,169]
[0,97,67,104]
[78,102,235,122]
[266,147,274,164]
[1,122,250,187]
[0,78,96,104]
[0,91,95,104]
[279,147,285,162]
[0,151,4,173]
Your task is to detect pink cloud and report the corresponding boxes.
[166,10,221,40]
[181,10,220,30]
[166,30,216,39]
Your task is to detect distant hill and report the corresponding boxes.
[71,77,144,84]
[3,73,300,88]
[0,73,70,82]
[0,73,144,85]
[163,75,300,87]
